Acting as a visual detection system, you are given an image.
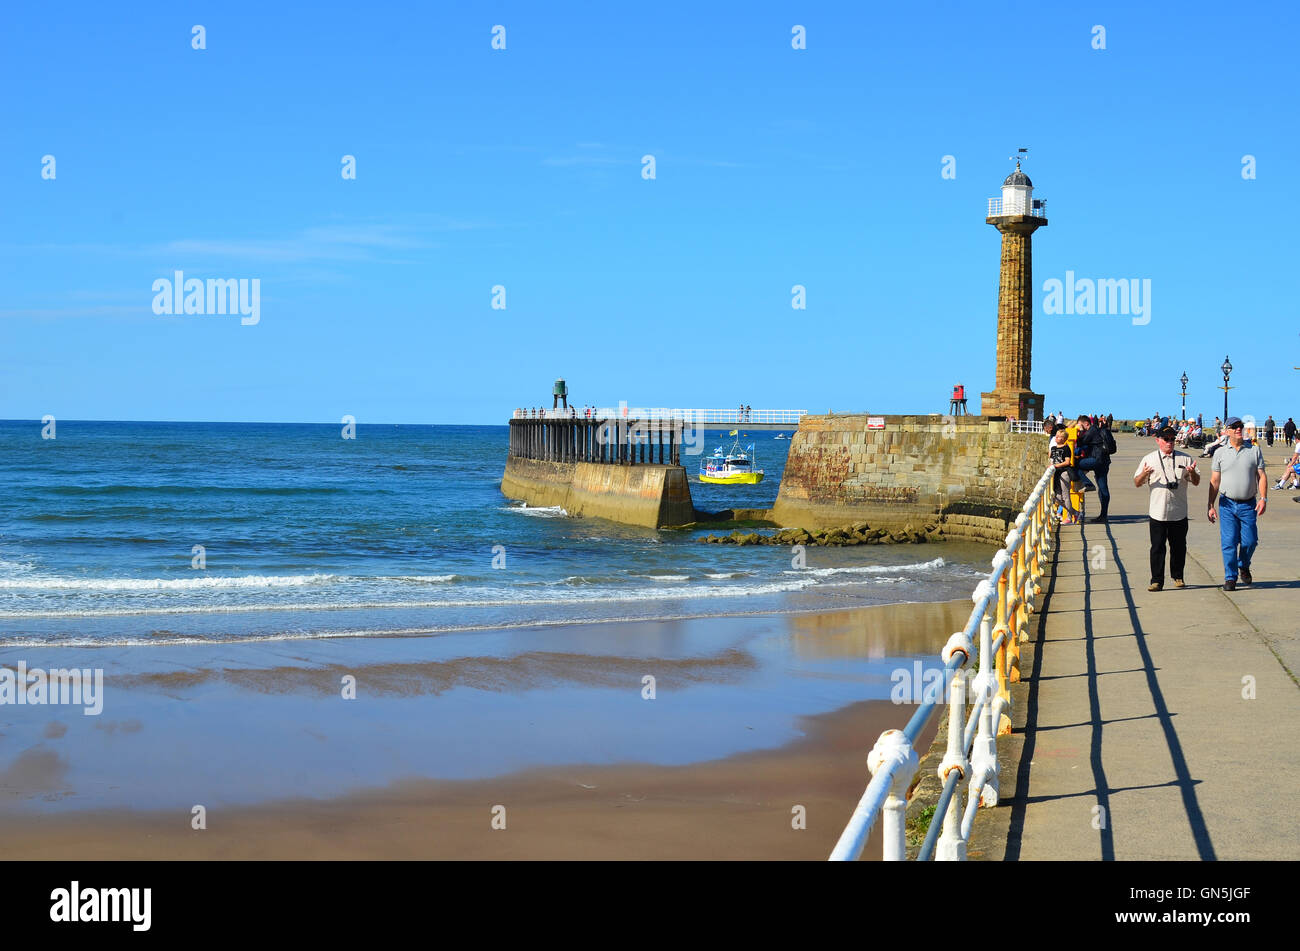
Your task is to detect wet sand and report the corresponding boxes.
[0,598,973,859]
[2,697,934,860]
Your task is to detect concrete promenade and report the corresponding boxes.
[976,433,1299,860]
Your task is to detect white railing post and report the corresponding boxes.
[937,632,974,860]
[869,730,919,861]
[967,579,1000,813]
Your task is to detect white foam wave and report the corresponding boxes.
[0,558,960,620]
[0,572,338,591]
[0,571,460,593]
[0,576,825,618]
[0,602,845,648]
[502,504,568,517]
[786,557,946,579]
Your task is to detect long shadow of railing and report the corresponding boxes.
[1079,523,1115,860]
[1004,528,1112,858]
[1005,520,1216,859]
[1097,522,1217,859]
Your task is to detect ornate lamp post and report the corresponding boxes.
[1180,371,1188,423]
[1220,356,1233,424]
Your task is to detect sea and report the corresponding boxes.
[0,421,993,648]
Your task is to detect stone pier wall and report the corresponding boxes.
[769,414,1050,543]
[501,457,695,529]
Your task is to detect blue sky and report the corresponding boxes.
[1,1,1296,424]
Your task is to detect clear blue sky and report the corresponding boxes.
[2,1,1296,424]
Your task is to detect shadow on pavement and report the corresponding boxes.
[1003,520,1217,860]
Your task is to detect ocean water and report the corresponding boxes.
[0,421,992,646]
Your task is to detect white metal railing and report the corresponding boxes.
[1007,419,1050,434]
[987,197,1047,218]
[828,462,1056,861]
[511,407,806,425]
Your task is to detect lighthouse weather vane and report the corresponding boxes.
[1009,147,1029,167]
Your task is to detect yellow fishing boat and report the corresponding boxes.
[699,439,765,485]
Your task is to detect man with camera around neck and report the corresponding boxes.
[1134,425,1200,592]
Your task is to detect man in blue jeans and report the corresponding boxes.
[1074,414,1111,523]
[1206,417,1268,591]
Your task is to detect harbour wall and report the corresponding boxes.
[769,415,1050,543]
[501,457,696,529]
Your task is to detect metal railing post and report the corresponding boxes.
[936,632,973,860]
[1007,524,1025,683]
[991,549,1013,736]
[1014,512,1031,649]
[870,730,919,861]
[967,579,1001,813]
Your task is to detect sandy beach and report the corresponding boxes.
[0,598,971,860]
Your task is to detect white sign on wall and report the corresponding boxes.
[867,417,885,430]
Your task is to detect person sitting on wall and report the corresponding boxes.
[1050,425,1081,525]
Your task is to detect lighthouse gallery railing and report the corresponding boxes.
[829,461,1057,861]
[987,197,1048,218]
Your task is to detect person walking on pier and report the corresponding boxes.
[1134,426,1199,591]
[1206,417,1268,591]
[1265,415,1276,446]
[1284,417,1297,445]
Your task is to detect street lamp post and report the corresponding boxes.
[1220,355,1233,424]
[1180,371,1188,423]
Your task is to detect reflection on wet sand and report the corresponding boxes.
[0,600,967,858]
[114,649,761,697]
[787,599,972,659]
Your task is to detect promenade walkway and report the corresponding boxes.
[976,433,1299,860]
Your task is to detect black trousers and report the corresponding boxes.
[1149,517,1188,584]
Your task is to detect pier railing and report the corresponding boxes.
[828,461,1057,861]
[509,417,690,466]
[513,407,806,425]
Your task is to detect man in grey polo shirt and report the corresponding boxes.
[1134,426,1200,591]
[1206,417,1268,591]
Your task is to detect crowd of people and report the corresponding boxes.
[517,405,599,418]
[1045,409,1297,595]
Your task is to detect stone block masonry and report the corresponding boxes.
[501,457,695,529]
[769,414,1049,543]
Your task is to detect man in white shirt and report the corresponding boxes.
[1134,426,1201,592]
